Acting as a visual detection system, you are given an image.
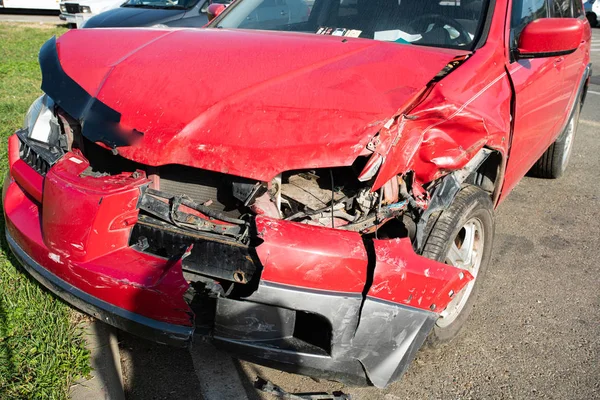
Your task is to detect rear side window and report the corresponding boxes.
[510,0,548,47]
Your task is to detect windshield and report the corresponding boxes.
[123,0,198,9]
[210,0,490,50]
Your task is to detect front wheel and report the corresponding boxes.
[587,13,598,28]
[421,185,495,345]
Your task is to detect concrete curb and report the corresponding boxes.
[191,340,250,400]
[70,320,125,400]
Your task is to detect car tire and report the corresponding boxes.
[421,185,495,346]
[530,96,581,179]
[587,13,598,28]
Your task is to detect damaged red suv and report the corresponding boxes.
[4,0,591,388]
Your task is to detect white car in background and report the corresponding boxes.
[0,0,59,10]
[585,0,599,27]
[60,0,122,27]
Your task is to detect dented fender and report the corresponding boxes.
[365,48,512,192]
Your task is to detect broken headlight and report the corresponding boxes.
[23,95,55,143]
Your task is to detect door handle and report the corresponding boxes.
[554,57,564,66]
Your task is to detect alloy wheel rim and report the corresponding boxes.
[436,217,484,328]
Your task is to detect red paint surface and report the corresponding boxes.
[42,157,146,262]
[369,239,472,311]
[518,18,584,56]
[11,159,44,203]
[4,153,192,326]
[255,216,368,293]
[8,134,19,167]
[55,28,464,182]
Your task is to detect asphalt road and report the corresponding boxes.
[118,30,600,400]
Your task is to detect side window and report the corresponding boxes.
[572,0,584,17]
[510,0,547,47]
[550,0,573,17]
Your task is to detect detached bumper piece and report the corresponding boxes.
[254,377,351,400]
[4,135,472,387]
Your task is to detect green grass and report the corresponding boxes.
[0,23,91,399]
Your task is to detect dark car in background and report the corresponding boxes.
[82,0,214,28]
[82,0,310,28]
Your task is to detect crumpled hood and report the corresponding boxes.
[47,28,467,181]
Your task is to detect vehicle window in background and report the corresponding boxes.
[238,0,311,30]
[551,0,573,17]
[510,0,547,47]
[212,0,490,50]
[122,0,199,9]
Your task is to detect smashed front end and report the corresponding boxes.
[3,33,482,388]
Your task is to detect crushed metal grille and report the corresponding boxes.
[64,3,81,13]
[158,165,241,217]
[20,141,51,175]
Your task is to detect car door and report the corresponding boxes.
[502,0,567,196]
[555,0,589,144]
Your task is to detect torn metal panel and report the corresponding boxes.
[368,47,513,191]
[351,299,436,388]
[369,238,473,312]
[415,148,493,250]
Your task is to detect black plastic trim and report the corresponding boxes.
[39,37,142,149]
[475,0,497,50]
[516,48,578,59]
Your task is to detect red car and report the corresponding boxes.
[4,0,591,388]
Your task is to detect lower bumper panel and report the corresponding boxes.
[6,230,193,347]
[215,282,437,388]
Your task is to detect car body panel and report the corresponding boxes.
[48,28,465,182]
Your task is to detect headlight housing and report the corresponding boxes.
[81,6,91,13]
[23,95,55,143]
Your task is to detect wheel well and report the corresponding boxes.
[464,150,503,195]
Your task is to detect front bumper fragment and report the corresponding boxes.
[6,230,193,347]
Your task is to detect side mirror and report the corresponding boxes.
[517,18,584,59]
[207,3,226,20]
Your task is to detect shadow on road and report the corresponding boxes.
[119,331,205,399]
